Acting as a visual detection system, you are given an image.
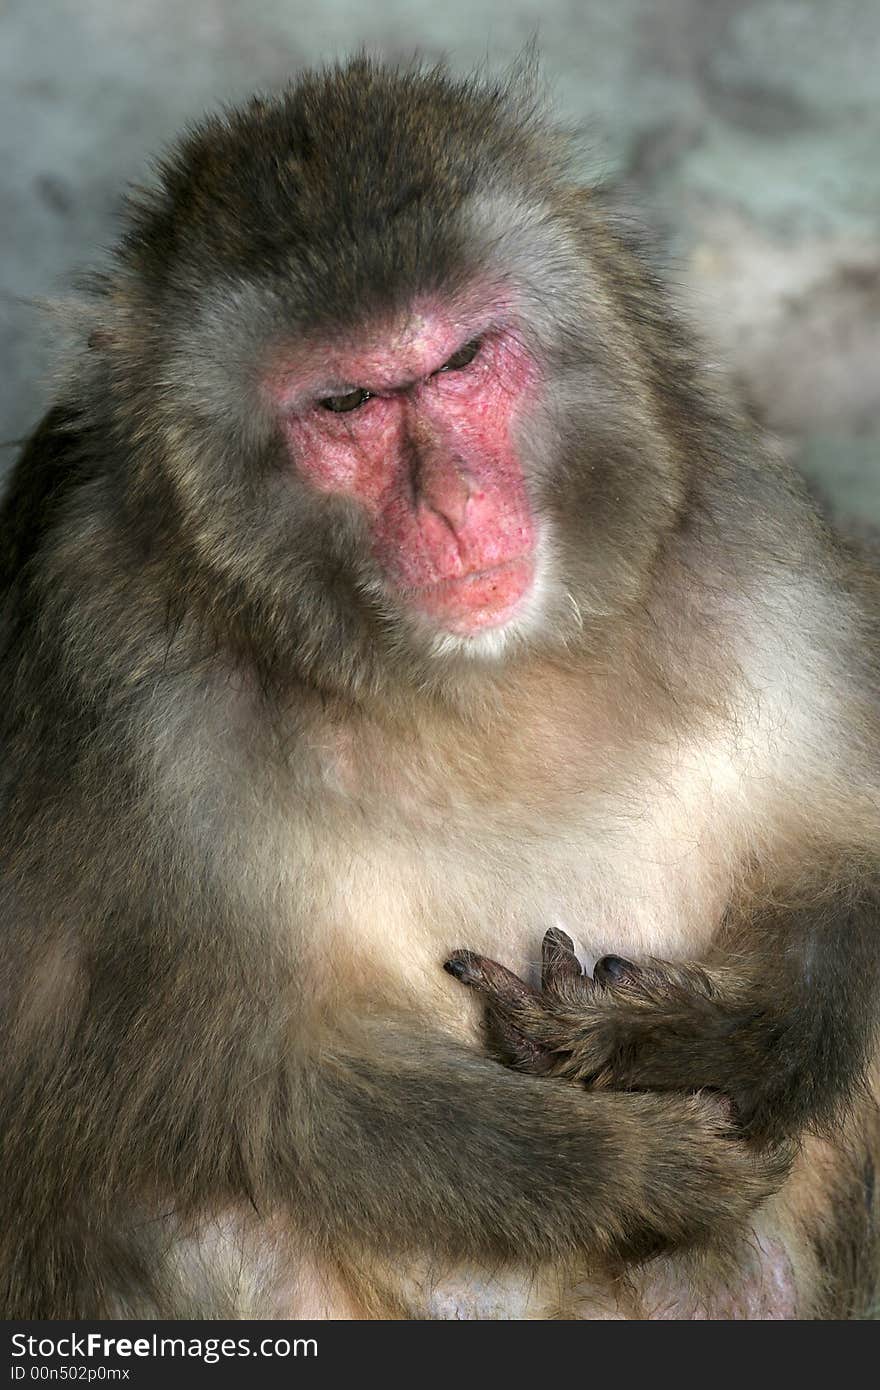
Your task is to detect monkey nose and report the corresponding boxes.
[415,457,472,532]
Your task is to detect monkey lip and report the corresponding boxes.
[407,556,535,634]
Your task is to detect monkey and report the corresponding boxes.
[1,56,879,1321]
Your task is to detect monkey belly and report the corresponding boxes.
[161,1118,865,1319]
[82,1062,880,1320]
[309,1105,878,1320]
[145,1203,798,1319]
[381,1220,798,1319]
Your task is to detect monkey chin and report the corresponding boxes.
[412,545,555,663]
[412,557,535,637]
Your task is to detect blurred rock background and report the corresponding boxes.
[1,0,878,520]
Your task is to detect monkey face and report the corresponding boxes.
[265,298,543,642]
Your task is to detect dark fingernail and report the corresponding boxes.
[594,954,637,985]
[444,952,478,984]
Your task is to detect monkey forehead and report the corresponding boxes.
[264,294,506,403]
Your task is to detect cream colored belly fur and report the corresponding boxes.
[152,635,879,1318]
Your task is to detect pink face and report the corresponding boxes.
[265,300,539,637]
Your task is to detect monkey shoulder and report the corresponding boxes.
[0,406,98,593]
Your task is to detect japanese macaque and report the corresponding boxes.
[1,58,878,1321]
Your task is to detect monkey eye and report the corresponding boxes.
[438,338,482,372]
[320,388,372,413]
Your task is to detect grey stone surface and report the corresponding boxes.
[1,0,878,520]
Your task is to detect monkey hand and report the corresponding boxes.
[445,928,750,1127]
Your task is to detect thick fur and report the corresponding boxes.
[1,59,879,1319]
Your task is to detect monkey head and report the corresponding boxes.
[82,61,688,693]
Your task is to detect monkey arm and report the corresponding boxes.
[447,875,880,1150]
[288,1025,785,1265]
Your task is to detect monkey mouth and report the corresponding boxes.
[407,556,535,635]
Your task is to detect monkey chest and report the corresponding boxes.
[301,783,732,1024]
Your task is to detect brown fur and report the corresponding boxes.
[1,58,878,1318]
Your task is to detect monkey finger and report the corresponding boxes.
[541,927,584,992]
[444,950,544,1008]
